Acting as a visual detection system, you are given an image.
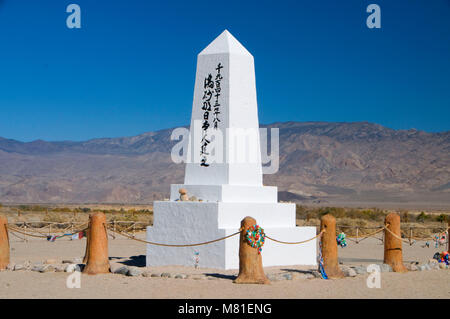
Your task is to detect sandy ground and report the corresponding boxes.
[1,234,449,299]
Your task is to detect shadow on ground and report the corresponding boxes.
[204,273,237,280]
[114,255,146,267]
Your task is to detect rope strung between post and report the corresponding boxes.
[383,225,410,244]
[265,229,325,245]
[106,226,242,247]
[344,227,385,240]
[6,224,88,239]
[13,222,89,236]
[400,227,449,242]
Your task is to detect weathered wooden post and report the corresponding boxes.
[384,213,407,273]
[320,214,344,278]
[83,212,110,275]
[0,216,10,270]
[234,217,270,284]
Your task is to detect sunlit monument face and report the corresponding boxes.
[146,30,317,269]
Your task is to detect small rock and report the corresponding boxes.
[439,263,447,270]
[281,273,293,280]
[406,264,418,271]
[142,271,152,277]
[379,264,392,273]
[428,259,438,265]
[6,263,15,271]
[266,274,279,281]
[150,273,161,278]
[418,264,431,271]
[31,264,45,272]
[191,275,206,280]
[342,267,357,277]
[44,259,58,264]
[55,265,66,272]
[429,263,440,270]
[40,265,55,273]
[64,264,81,272]
[110,263,124,273]
[127,267,142,277]
[174,274,188,279]
[112,266,129,275]
[189,196,198,201]
[23,261,31,270]
[352,266,367,275]
[161,272,172,278]
[13,264,25,271]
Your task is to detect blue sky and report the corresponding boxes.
[0,0,449,141]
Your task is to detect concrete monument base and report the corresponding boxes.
[146,201,317,269]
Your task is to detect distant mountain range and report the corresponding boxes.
[0,121,449,209]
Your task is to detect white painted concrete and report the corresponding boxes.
[147,201,317,269]
[170,184,278,203]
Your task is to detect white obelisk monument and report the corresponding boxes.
[146,30,316,269]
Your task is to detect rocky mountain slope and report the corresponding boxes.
[0,122,449,208]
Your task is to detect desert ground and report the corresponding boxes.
[1,233,449,299]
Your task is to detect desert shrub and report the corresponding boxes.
[295,205,308,219]
[317,207,346,219]
[435,214,448,223]
[416,212,430,223]
[18,205,47,212]
[400,211,409,223]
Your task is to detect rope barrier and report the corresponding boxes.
[400,226,449,242]
[344,227,385,240]
[7,224,88,240]
[265,229,325,245]
[383,225,410,244]
[106,226,242,247]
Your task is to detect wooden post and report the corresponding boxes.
[409,228,413,246]
[320,214,344,278]
[356,227,359,244]
[234,217,270,284]
[83,212,110,275]
[384,213,407,273]
[0,216,10,270]
[113,219,116,239]
[23,223,28,242]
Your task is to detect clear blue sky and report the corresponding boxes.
[0,0,449,142]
